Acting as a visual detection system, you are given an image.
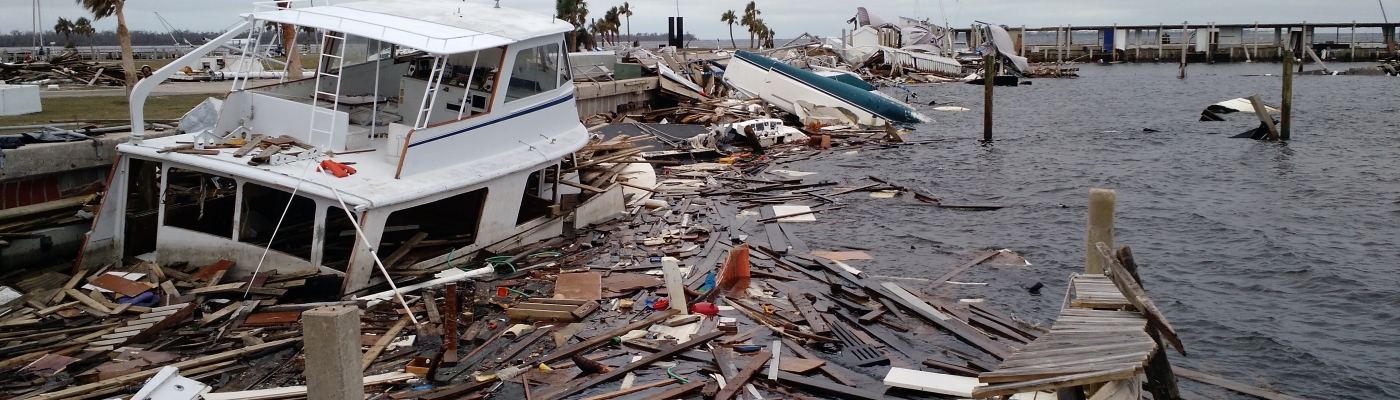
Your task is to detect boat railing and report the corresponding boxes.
[248,1,506,55]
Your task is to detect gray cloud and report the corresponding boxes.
[2,0,1387,43]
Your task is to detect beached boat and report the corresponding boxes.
[723,50,930,126]
[78,0,598,295]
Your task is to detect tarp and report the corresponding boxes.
[981,24,1030,73]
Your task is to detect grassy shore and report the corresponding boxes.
[0,93,214,130]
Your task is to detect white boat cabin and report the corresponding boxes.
[80,0,593,295]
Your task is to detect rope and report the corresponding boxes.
[325,179,419,325]
[1060,273,1082,311]
[243,158,317,298]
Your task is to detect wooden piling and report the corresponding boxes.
[1085,189,1114,275]
[302,306,364,400]
[1179,24,1189,78]
[1116,246,1183,400]
[1281,54,1293,140]
[983,55,995,142]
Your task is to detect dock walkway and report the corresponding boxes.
[972,274,1156,398]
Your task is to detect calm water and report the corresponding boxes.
[782,62,1400,399]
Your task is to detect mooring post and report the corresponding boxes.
[1179,24,1189,78]
[443,282,459,363]
[983,55,995,142]
[1116,246,1183,400]
[1281,52,1293,140]
[302,306,364,400]
[1086,189,1115,275]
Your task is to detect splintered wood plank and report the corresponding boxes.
[1172,367,1306,400]
[713,351,772,400]
[231,135,265,157]
[362,316,411,371]
[243,311,302,326]
[1096,243,1185,356]
[89,274,155,298]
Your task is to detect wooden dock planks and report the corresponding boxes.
[972,304,1157,397]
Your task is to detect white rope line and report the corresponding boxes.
[324,179,419,326]
[1060,273,1082,311]
[242,156,317,298]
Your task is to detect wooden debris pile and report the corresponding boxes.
[1,51,130,86]
[0,118,1291,400]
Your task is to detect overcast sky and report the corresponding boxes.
[4,0,1392,41]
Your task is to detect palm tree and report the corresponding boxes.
[277,1,302,80]
[618,2,633,46]
[74,17,95,59]
[556,0,590,51]
[742,2,761,49]
[77,0,138,93]
[720,10,738,49]
[54,17,76,49]
[604,7,620,46]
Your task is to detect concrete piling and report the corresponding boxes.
[302,306,364,400]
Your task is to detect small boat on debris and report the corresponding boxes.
[723,50,930,126]
[79,0,610,295]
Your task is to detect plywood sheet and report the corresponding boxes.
[554,272,603,300]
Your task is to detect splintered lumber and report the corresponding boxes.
[713,351,773,400]
[33,337,302,400]
[384,232,429,269]
[579,379,677,400]
[539,309,678,364]
[776,371,888,400]
[200,372,415,400]
[63,289,113,315]
[539,330,724,400]
[1096,242,1185,356]
[971,365,1140,398]
[1172,367,1306,400]
[645,380,706,399]
[932,251,1002,284]
[232,135,265,157]
[362,316,412,370]
[782,338,857,386]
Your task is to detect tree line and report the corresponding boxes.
[0,29,226,48]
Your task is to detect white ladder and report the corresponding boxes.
[308,31,347,149]
[413,55,448,129]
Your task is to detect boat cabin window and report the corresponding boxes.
[162,168,237,239]
[125,159,162,257]
[321,206,358,271]
[516,166,558,225]
[505,42,562,103]
[239,182,316,260]
[401,47,504,126]
[379,188,488,268]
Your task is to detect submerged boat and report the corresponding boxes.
[723,50,930,125]
[79,0,598,295]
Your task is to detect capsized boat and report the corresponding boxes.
[79,0,607,295]
[723,50,930,125]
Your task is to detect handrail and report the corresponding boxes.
[246,7,509,54]
[129,19,256,143]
